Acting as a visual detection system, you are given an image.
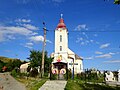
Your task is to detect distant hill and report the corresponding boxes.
[0,56,18,63]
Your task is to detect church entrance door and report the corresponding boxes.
[52,62,68,80]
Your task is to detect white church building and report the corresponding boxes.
[51,15,83,76]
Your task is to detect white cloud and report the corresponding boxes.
[6,35,16,40]
[90,40,94,43]
[80,42,85,45]
[74,24,88,31]
[29,35,52,44]
[76,37,83,43]
[83,56,94,60]
[103,60,120,63]
[100,43,110,49]
[0,26,35,36]
[23,24,38,30]
[109,52,115,55]
[46,40,52,43]
[24,42,33,49]
[0,22,38,42]
[82,32,88,39]
[95,54,112,59]
[16,18,31,23]
[0,32,5,42]
[29,35,44,43]
[95,51,103,54]
[76,37,99,46]
[95,52,116,59]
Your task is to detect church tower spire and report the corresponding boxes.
[57,14,66,29]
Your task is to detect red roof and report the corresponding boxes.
[57,18,66,29]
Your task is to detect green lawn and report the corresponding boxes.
[16,77,47,90]
[65,80,120,90]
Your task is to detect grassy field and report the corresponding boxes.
[65,80,120,90]
[16,77,47,90]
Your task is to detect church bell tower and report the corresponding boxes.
[54,14,68,63]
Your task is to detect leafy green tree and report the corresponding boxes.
[6,60,13,71]
[6,59,22,71]
[114,0,120,4]
[104,0,120,4]
[28,50,42,68]
[28,50,53,74]
[0,60,5,72]
[12,59,22,68]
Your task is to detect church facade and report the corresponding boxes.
[51,15,83,77]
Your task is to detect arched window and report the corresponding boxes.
[60,46,62,51]
[60,35,62,42]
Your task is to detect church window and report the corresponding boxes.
[60,35,62,42]
[60,46,62,51]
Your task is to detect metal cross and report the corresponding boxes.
[61,14,63,18]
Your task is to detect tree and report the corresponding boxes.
[114,0,120,4]
[0,60,5,72]
[12,59,22,68]
[28,50,53,74]
[28,50,42,68]
[6,59,22,71]
[104,0,120,4]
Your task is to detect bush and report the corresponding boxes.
[68,69,72,79]
[51,74,58,80]
[11,69,18,77]
[77,72,86,80]
[29,68,38,77]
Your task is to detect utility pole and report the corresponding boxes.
[41,22,46,77]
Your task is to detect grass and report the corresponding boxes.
[65,80,120,90]
[16,77,47,90]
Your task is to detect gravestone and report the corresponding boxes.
[118,70,120,82]
[105,71,115,82]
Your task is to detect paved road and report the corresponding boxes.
[39,80,67,90]
[0,73,26,90]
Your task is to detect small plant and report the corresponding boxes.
[11,69,17,77]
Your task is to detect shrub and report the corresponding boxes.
[11,69,18,77]
[29,68,38,77]
[68,69,72,79]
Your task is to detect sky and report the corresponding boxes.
[0,0,120,71]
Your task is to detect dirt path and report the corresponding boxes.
[0,73,26,90]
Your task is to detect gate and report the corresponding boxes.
[50,62,68,80]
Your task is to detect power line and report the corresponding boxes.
[38,29,120,32]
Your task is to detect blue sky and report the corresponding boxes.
[0,0,120,71]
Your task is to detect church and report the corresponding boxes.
[51,15,83,77]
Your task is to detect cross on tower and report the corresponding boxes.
[61,14,63,19]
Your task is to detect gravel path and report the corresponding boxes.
[0,73,26,90]
[39,80,67,90]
